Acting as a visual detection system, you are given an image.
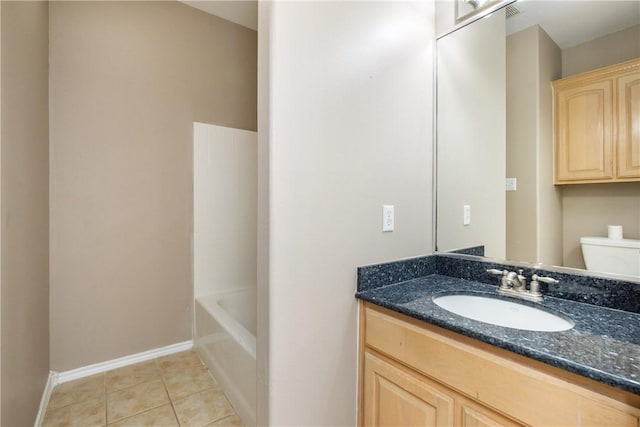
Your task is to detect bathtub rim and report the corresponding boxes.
[195,287,257,360]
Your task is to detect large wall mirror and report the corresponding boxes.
[436,0,640,277]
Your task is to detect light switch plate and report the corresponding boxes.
[506,177,517,192]
[463,205,471,226]
[383,205,394,232]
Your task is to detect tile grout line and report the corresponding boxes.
[105,402,174,426]
[107,370,170,424]
[215,414,240,425]
[45,351,238,427]
[106,354,192,425]
[155,356,182,426]
[195,352,242,427]
[161,351,236,426]
[103,372,107,427]
[42,374,105,426]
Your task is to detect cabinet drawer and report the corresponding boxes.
[363,304,639,427]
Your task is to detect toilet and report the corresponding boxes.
[580,237,640,277]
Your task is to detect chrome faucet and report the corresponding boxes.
[505,269,527,291]
[487,269,558,302]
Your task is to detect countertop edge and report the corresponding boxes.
[356,288,640,396]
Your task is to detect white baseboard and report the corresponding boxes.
[34,341,193,426]
[34,371,57,427]
[55,340,193,385]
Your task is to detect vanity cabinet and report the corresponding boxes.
[553,58,639,184]
[363,352,455,426]
[359,302,640,426]
[363,351,519,427]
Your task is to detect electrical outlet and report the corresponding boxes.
[383,205,394,232]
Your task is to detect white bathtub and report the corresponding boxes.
[195,288,256,426]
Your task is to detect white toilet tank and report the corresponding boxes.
[580,236,640,277]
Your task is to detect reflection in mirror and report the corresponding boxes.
[436,1,640,278]
[455,0,503,24]
[437,8,506,259]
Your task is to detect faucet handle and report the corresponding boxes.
[532,274,559,285]
[487,269,510,290]
[487,269,505,276]
[530,274,558,294]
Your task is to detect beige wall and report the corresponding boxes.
[560,24,640,269]
[562,24,640,77]
[1,4,3,420]
[563,183,640,269]
[506,26,539,263]
[506,25,562,265]
[49,1,256,371]
[1,1,50,425]
[260,1,434,424]
[536,28,563,266]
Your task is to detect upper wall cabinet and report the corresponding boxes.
[618,65,640,179]
[553,58,640,184]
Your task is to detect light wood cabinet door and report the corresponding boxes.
[363,351,455,427]
[553,58,640,184]
[617,70,640,179]
[458,399,521,427]
[555,78,614,183]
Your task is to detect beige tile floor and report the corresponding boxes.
[43,350,244,427]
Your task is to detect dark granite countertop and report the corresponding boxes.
[356,272,640,395]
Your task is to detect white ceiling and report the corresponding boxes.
[180,1,258,31]
[506,0,640,49]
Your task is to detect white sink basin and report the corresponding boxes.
[432,293,574,332]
